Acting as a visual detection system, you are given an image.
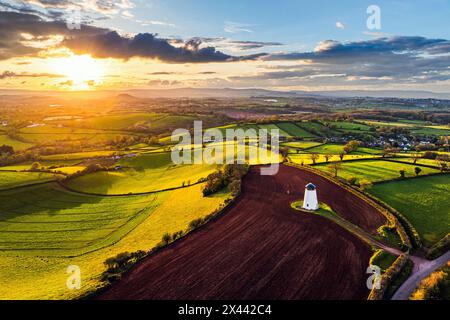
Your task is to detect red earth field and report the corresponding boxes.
[99,165,387,300]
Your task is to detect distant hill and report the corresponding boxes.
[1,88,449,100]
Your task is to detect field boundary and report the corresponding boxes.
[286,163,414,250]
[58,179,203,197]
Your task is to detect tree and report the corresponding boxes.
[435,154,449,172]
[309,152,320,165]
[399,169,406,178]
[30,162,41,171]
[339,152,345,161]
[344,140,360,154]
[415,167,422,176]
[280,147,289,162]
[411,152,422,164]
[359,179,372,190]
[324,154,332,163]
[229,179,241,197]
[0,145,14,155]
[328,161,342,178]
[161,233,172,245]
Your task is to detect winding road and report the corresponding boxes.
[392,251,450,300]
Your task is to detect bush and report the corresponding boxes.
[102,250,147,283]
[427,234,450,260]
[188,218,204,231]
[161,233,172,245]
[368,254,410,300]
[411,262,450,300]
[202,164,249,197]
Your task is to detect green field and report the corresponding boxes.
[0,182,231,299]
[369,175,450,246]
[314,159,440,183]
[289,153,376,165]
[275,122,317,138]
[328,121,372,132]
[283,141,323,150]
[0,135,33,151]
[306,144,382,155]
[66,152,218,195]
[0,171,59,190]
[257,124,291,138]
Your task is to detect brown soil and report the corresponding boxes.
[98,165,386,300]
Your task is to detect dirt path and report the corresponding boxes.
[392,251,450,300]
[98,165,389,300]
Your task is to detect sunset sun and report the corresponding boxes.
[50,55,104,90]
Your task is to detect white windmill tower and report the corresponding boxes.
[302,183,319,211]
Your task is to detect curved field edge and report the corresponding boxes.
[97,165,375,300]
[368,174,450,248]
[286,163,414,250]
[0,183,231,300]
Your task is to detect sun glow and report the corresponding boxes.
[49,55,104,90]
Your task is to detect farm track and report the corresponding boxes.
[99,164,388,300]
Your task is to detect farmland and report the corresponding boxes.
[369,175,450,247]
[0,171,59,190]
[0,98,449,301]
[0,182,231,299]
[314,159,441,183]
[99,165,380,300]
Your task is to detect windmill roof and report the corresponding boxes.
[305,183,316,191]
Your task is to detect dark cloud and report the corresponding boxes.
[148,71,178,75]
[247,36,450,86]
[0,10,106,60]
[198,71,217,75]
[0,70,64,79]
[228,40,283,50]
[0,10,263,63]
[63,31,264,63]
[265,36,450,62]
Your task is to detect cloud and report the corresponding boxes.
[224,21,254,34]
[63,31,264,63]
[0,10,263,63]
[233,36,450,87]
[0,70,64,79]
[335,21,345,29]
[0,10,107,60]
[139,19,176,28]
[227,40,283,51]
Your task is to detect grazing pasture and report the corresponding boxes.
[314,159,440,183]
[369,174,450,247]
[275,122,317,138]
[66,152,218,195]
[0,171,59,190]
[0,135,33,150]
[288,153,376,165]
[0,183,231,299]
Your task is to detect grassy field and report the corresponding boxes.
[306,144,382,155]
[288,153,376,165]
[0,171,59,190]
[328,121,372,132]
[275,122,317,138]
[0,135,33,151]
[314,159,440,183]
[66,152,218,195]
[282,141,323,150]
[369,174,450,246]
[41,151,120,161]
[0,183,231,299]
[257,124,291,138]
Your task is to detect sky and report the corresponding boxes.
[0,0,449,92]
